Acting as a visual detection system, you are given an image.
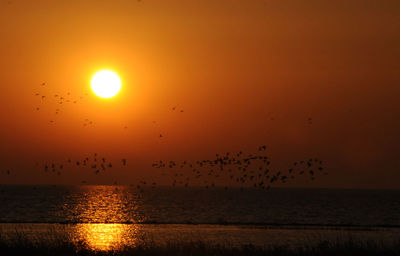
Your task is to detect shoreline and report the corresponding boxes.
[0,237,399,256]
[1,223,399,251]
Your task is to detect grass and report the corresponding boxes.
[0,230,399,256]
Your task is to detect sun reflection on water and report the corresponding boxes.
[69,186,144,251]
[73,223,141,251]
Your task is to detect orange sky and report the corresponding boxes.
[0,0,399,188]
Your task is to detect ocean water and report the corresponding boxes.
[0,185,399,250]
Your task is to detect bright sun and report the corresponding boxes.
[91,70,121,98]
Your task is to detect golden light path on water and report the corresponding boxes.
[69,186,144,251]
[73,224,140,251]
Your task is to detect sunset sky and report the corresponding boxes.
[0,0,399,188]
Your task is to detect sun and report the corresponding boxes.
[91,70,121,98]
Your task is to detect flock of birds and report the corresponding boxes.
[34,82,92,126]
[25,145,325,191]
[33,153,159,191]
[2,145,326,192]
[151,145,326,190]
[34,82,185,135]
[2,82,326,191]
[35,153,126,178]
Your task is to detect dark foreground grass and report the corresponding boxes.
[0,233,399,256]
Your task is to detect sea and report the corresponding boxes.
[0,185,399,250]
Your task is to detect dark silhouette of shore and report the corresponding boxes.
[0,234,399,256]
